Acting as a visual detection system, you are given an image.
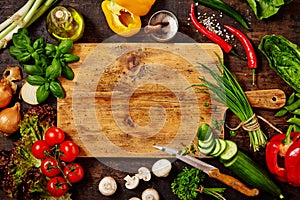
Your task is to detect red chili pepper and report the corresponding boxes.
[266,129,300,186]
[223,25,257,85]
[189,4,232,53]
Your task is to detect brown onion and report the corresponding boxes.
[0,102,21,136]
[0,79,13,109]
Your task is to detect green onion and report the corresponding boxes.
[0,0,59,49]
[190,55,267,151]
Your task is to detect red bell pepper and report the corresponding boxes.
[266,125,300,186]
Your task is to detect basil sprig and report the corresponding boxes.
[9,28,79,103]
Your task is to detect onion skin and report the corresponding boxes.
[0,79,13,109]
[0,102,21,136]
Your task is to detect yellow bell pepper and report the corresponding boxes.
[101,0,141,37]
[114,0,156,16]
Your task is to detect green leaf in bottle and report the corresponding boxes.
[50,80,65,98]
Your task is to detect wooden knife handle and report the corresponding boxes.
[209,168,259,197]
[245,89,286,109]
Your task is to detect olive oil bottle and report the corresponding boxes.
[46,6,85,41]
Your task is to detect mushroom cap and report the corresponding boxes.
[152,159,172,177]
[142,188,160,200]
[98,176,117,196]
[136,167,151,181]
[129,197,141,200]
[124,174,140,190]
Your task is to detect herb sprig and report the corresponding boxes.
[9,28,79,103]
[171,167,226,200]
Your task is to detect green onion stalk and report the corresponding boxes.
[0,0,59,49]
[190,55,268,151]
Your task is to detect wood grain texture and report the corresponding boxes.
[57,43,225,157]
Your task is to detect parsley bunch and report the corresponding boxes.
[171,167,226,200]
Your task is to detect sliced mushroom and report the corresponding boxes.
[98,176,117,196]
[152,159,172,177]
[3,66,22,93]
[136,167,151,181]
[124,175,140,190]
[142,188,160,200]
[128,197,141,200]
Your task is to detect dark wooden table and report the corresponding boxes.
[1,0,300,199]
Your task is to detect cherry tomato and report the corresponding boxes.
[31,140,51,159]
[47,176,69,197]
[45,126,65,146]
[41,158,60,177]
[63,163,84,183]
[59,140,79,162]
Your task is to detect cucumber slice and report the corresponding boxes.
[210,139,221,156]
[220,140,238,163]
[213,139,227,157]
[198,139,216,155]
[198,132,215,149]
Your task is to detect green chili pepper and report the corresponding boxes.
[287,117,300,127]
[275,92,296,117]
[285,99,300,112]
[194,0,251,30]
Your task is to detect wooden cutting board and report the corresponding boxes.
[57,43,285,158]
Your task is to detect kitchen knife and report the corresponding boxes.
[153,145,259,197]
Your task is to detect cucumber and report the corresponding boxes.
[198,131,215,149]
[212,138,226,157]
[219,140,238,163]
[197,123,213,141]
[223,151,284,199]
[198,139,216,155]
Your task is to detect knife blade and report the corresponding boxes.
[153,145,259,197]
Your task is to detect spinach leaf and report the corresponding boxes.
[246,0,292,19]
[259,35,300,92]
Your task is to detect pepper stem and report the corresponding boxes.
[284,125,293,146]
[252,69,255,85]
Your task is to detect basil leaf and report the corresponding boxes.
[62,65,74,80]
[45,43,57,57]
[37,84,50,103]
[12,28,32,50]
[33,37,45,54]
[61,53,80,63]
[57,39,73,54]
[50,81,65,98]
[45,59,62,80]
[9,46,31,62]
[26,75,47,85]
[24,65,44,75]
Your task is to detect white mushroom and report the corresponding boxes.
[136,167,151,181]
[142,188,160,200]
[124,175,140,190]
[128,197,141,200]
[152,159,172,177]
[98,176,117,196]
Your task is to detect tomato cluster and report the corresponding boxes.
[31,126,84,197]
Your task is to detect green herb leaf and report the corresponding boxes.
[33,38,45,54]
[9,46,31,62]
[24,64,44,75]
[57,39,73,54]
[50,81,65,98]
[45,43,57,57]
[12,28,32,50]
[61,53,80,63]
[62,65,75,80]
[26,75,47,85]
[45,58,62,80]
[37,84,50,103]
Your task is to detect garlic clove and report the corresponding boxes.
[98,176,117,196]
[152,159,172,177]
[142,188,160,200]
